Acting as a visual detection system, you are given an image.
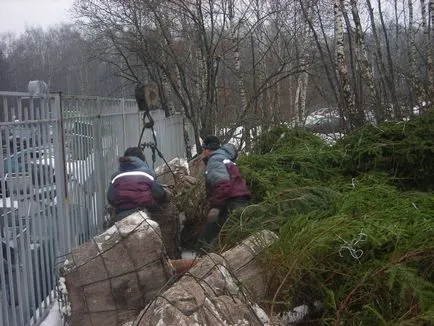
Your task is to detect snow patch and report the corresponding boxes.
[58,277,67,295]
[216,264,238,294]
[181,250,198,260]
[280,304,309,323]
[39,304,62,326]
[252,303,270,325]
[117,211,157,237]
[204,297,223,322]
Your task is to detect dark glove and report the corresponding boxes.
[207,208,220,223]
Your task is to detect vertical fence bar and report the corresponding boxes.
[94,97,106,232]
[19,97,32,323]
[122,98,127,151]
[0,96,11,326]
[46,95,57,306]
[40,95,55,310]
[0,95,12,326]
[33,97,45,321]
[38,96,49,313]
[53,93,69,256]
[9,96,24,325]
[28,96,42,320]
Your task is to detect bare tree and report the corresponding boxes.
[407,0,419,109]
[64,0,433,141]
[377,0,400,118]
[2,25,120,95]
[365,0,393,121]
[299,0,342,116]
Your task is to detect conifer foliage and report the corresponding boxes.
[219,112,434,324]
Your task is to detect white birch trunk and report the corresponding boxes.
[421,0,434,108]
[296,15,311,126]
[229,2,248,115]
[294,79,301,126]
[335,0,355,129]
[350,0,376,107]
[299,64,309,124]
[229,0,248,148]
[234,43,248,114]
[408,0,418,104]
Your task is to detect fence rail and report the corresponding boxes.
[0,91,191,326]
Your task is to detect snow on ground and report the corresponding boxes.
[39,303,62,326]
[181,250,198,259]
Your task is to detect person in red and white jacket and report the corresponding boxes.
[106,146,182,259]
[106,147,167,221]
[200,136,251,248]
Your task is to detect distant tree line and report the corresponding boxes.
[0,25,131,97]
[1,0,433,151]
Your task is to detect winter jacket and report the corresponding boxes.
[107,156,166,213]
[205,144,251,208]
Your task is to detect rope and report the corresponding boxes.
[338,231,367,260]
[137,110,177,183]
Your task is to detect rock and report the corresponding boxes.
[133,230,278,325]
[156,156,206,251]
[60,211,175,326]
[156,157,190,187]
[150,201,182,259]
[188,154,205,179]
[156,157,200,196]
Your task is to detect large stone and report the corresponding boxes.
[150,201,182,259]
[156,156,205,251]
[134,230,278,325]
[60,211,175,326]
[188,154,205,179]
[156,157,190,187]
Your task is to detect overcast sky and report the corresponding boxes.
[0,0,75,36]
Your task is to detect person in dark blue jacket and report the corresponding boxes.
[199,136,251,250]
[106,147,167,222]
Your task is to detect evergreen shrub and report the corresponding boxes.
[220,113,434,324]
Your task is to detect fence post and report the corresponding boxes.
[53,92,71,256]
[94,97,106,232]
[122,98,127,150]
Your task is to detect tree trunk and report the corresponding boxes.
[229,0,249,149]
[377,0,400,119]
[366,0,390,122]
[300,0,343,124]
[421,0,434,111]
[350,0,378,121]
[295,5,311,126]
[342,2,363,125]
[408,0,418,110]
[335,0,356,130]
